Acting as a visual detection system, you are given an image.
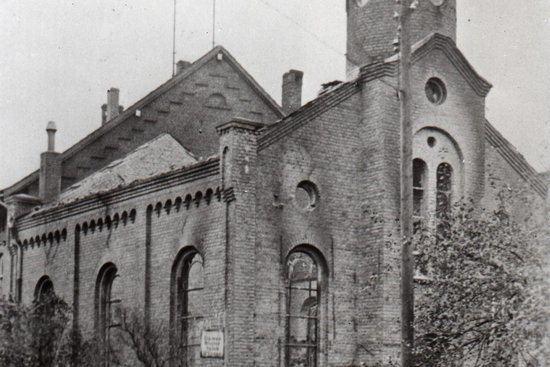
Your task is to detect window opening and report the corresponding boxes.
[97,264,122,367]
[436,163,453,220]
[286,251,320,367]
[413,159,428,224]
[173,251,204,366]
[35,276,54,301]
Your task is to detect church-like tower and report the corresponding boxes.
[346,0,456,78]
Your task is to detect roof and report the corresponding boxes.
[485,120,547,198]
[1,46,284,198]
[258,35,544,197]
[58,134,197,204]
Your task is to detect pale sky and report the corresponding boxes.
[1,0,549,189]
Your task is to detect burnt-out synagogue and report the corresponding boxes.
[0,0,547,366]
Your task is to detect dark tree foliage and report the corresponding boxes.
[413,194,550,366]
[0,294,101,367]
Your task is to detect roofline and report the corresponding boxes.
[258,61,396,150]
[386,33,492,97]
[15,157,220,230]
[484,120,547,198]
[2,46,283,196]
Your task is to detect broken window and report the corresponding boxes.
[34,275,54,301]
[286,251,321,367]
[172,250,204,366]
[96,263,122,367]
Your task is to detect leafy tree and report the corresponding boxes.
[413,193,550,366]
[0,294,101,367]
[113,308,185,367]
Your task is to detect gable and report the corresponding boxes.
[2,46,283,199]
[386,33,492,97]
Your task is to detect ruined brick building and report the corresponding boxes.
[0,0,546,366]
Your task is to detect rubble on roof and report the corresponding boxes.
[59,134,197,203]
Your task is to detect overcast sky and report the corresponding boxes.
[1,0,549,189]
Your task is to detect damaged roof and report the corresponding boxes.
[58,134,197,204]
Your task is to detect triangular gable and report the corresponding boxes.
[386,33,493,97]
[2,46,284,197]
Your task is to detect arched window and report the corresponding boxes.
[286,250,323,367]
[34,276,54,301]
[413,159,428,222]
[171,250,204,366]
[436,163,453,219]
[96,263,122,366]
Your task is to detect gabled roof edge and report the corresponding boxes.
[485,120,547,198]
[258,62,397,151]
[2,46,283,196]
[386,33,493,97]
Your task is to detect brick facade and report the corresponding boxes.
[0,2,547,367]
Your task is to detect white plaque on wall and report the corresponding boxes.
[200,330,224,358]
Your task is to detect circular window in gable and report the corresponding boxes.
[295,181,319,211]
[425,78,447,105]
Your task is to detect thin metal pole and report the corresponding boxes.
[172,0,177,77]
[399,0,414,366]
[212,0,216,48]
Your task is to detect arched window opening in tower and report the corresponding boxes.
[172,250,204,366]
[96,263,122,367]
[413,159,428,226]
[436,162,453,220]
[286,251,322,367]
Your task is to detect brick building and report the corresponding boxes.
[0,0,546,366]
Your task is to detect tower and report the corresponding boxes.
[346,0,457,78]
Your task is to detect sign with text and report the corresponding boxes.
[200,330,224,358]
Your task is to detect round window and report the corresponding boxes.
[425,78,447,105]
[295,181,319,211]
[427,136,437,147]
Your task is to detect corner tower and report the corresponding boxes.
[346,0,456,78]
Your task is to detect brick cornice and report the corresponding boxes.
[15,158,220,229]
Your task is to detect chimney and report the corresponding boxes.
[101,104,107,124]
[176,60,191,75]
[39,122,61,202]
[282,70,303,115]
[105,88,120,123]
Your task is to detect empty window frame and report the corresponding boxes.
[413,158,428,222]
[34,275,54,301]
[286,251,322,367]
[96,263,122,367]
[172,250,205,366]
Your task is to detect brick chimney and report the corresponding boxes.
[282,70,303,115]
[103,88,121,124]
[39,121,61,202]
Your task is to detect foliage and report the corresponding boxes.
[114,308,185,367]
[0,293,73,367]
[413,194,550,366]
[0,294,103,367]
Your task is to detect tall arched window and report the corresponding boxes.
[286,250,324,367]
[171,250,204,366]
[413,159,428,222]
[34,276,54,301]
[436,163,453,219]
[96,263,122,366]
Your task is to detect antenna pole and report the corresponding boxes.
[172,0,177,76]
[212,0,216,48]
